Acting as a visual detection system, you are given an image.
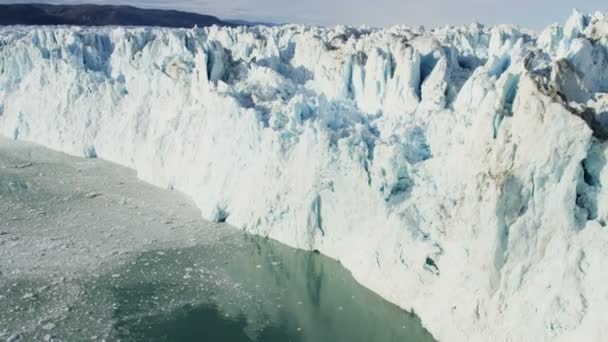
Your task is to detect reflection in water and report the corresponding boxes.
[92,234,435,342]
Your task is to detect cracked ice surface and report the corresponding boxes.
[2,9,608,341]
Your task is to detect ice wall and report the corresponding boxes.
[1,10,608,341]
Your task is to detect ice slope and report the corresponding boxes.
[1,10,608,341]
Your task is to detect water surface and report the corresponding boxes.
[98,234,435,342]
[0,138,435,342]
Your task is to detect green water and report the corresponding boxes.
[0,139,435,342]
[92,234,435,342]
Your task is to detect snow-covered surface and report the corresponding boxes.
[2,10,608,341]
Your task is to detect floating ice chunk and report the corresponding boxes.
[41,323,56,330]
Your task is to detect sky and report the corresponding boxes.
[3,0,608,29]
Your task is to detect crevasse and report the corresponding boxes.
[2,10,608,341]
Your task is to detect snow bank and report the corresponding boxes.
[2,10,608,341]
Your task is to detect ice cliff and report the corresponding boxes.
[2,9,608,341]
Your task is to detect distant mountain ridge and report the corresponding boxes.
[0,3,233,27]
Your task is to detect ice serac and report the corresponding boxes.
[1,10,608,341]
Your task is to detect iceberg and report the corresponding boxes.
[1,10,608,341]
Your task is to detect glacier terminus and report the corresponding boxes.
[1,9,608,342]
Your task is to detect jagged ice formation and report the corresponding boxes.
[2,10,608,341]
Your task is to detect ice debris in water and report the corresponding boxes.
[41,323,56,330]
[7,334,21,342]
[21,293,35,300]
[84,192,102,199]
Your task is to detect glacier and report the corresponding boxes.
[1,9,608,341]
